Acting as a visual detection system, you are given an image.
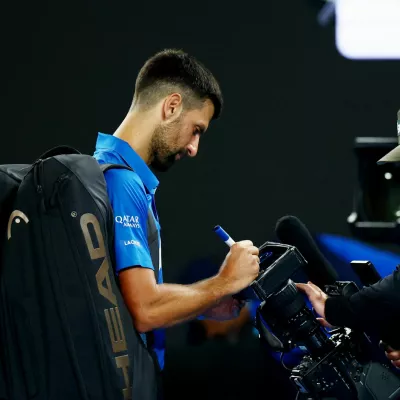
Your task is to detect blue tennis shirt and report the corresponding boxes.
[93,132,165,370]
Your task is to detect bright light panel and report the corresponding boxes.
[336,0,400,60]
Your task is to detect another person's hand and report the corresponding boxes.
[218,240,260,295]
[385,345,400,369]
[296,281,332,328]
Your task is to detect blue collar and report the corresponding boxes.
[95,132,159,194]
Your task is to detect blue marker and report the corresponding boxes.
[213,225,235,247]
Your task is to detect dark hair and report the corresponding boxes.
[133,49,223,119]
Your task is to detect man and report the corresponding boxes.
[93,49,260,384]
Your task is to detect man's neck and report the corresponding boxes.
[113,110,154,165]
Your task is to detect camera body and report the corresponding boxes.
[248,241,400,400]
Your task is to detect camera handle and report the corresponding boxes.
[255,305,285,352]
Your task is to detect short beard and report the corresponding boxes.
[150,116,182,172]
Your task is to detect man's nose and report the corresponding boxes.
[187,136,199,158]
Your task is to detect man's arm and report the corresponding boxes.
[119,240,259,332]
[120,268,234,332]
[105,169,260,332]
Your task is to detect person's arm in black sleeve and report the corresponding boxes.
[325,266,400,347]
[297,267,400,348]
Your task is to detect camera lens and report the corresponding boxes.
[265,280,305,320]
[260,280,333,355]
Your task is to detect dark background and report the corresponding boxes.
[1,0,399,398]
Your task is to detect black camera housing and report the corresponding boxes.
[241,241,306,301]
[247,241,400,400]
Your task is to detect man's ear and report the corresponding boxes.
[162,93,183,121]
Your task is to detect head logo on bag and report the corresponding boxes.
[80,212,132,400]
[7,210,29,240]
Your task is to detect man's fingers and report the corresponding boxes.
[384,348,400,369]
[295,282,311,295]
[386,350,400,361]
[316,317,333,329]
[296,283,314,297]
[236,240,253,247]
[249,245,259,256]
[296,282,318,297]
[392,360,400,369]
[308,281,323,292]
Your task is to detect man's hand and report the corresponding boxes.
[201,297,245,321]
[218,240,260,295]
[385,345,400,369]
[296,281,332,328]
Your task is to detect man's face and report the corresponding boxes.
[150,99,214,172]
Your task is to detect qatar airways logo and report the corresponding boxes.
[115,215,141,229]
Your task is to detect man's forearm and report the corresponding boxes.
[134,276,233,332]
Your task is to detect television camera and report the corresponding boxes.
[242,240,400,400]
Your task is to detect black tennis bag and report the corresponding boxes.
[0,147,159,400]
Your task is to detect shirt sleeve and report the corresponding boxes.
[325,266,400,348]
[104,169,154,273]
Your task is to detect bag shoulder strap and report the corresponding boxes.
[37,145,81,160]
[100,163,133,174]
